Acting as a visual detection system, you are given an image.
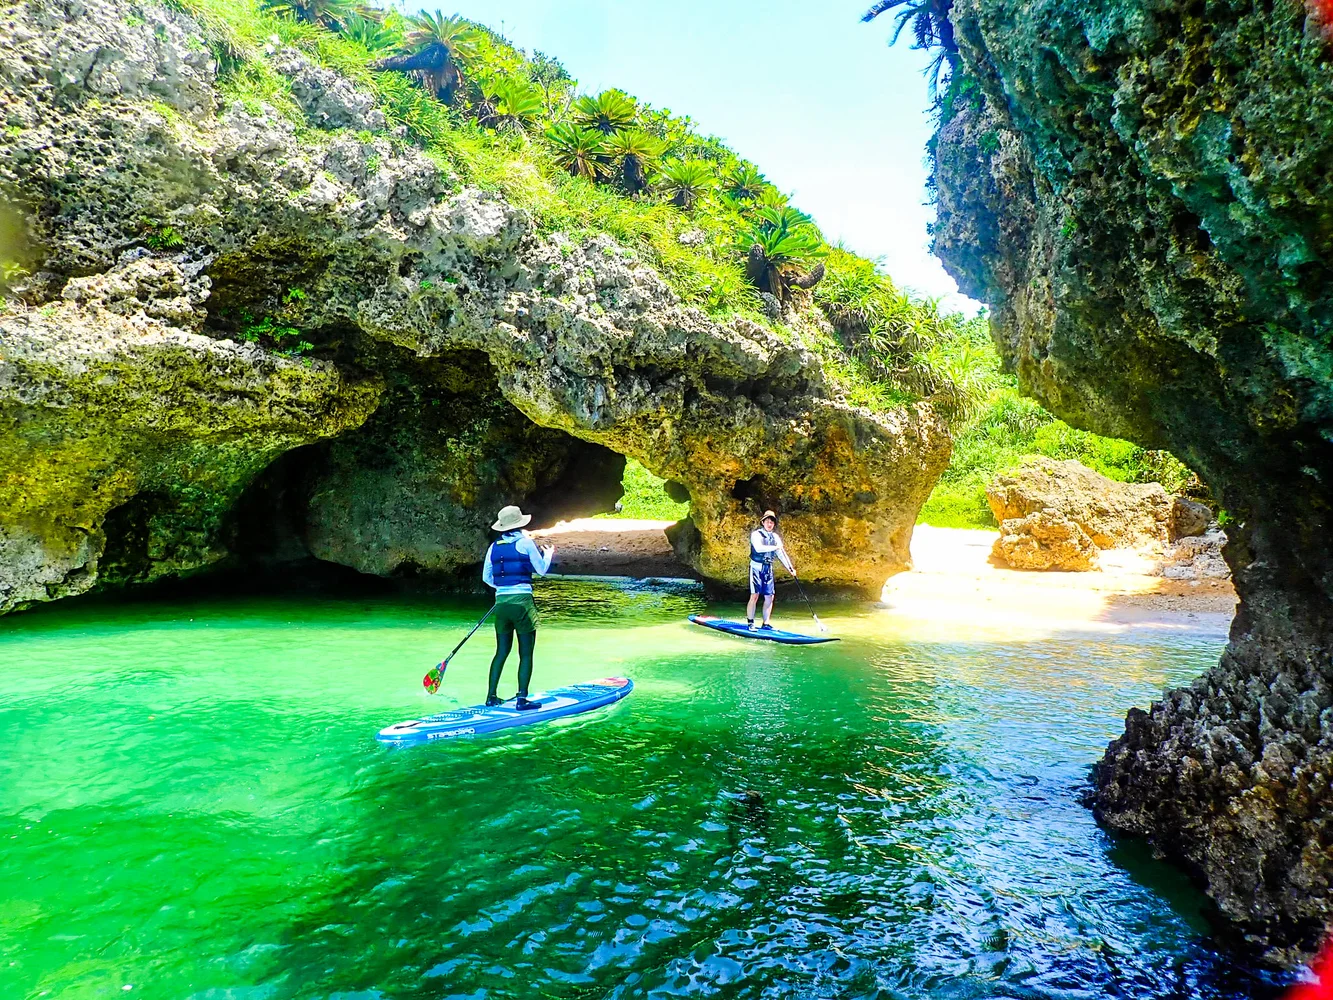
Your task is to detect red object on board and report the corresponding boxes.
[1287,938,1333,1000]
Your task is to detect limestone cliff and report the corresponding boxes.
[0,258,381,606]
[0,0,952,609]
[933,0,1333,961]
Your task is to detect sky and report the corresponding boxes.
[433,0,978,313]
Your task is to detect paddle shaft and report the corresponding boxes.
[792,577,828,632]
[424,605,498,694]
[444,606,495,665]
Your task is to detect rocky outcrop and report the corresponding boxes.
[984,459,1225,576]
[0,258,380,611]
[935,0,1333,960]
[359,225,951,595]
[992,509,1099,571]
[1170,497,1213,541]
[1161,529,1230,582]
[0,0,951,608]
[987,458,1170,550]
[301,350,625,579]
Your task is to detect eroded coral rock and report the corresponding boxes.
[302,351,626,579]
[0,292,382,611]
[1161,529,1230,582]
[986,458,1170,550]
[271,47,387,132]
[0,0,951,605]
[1169,496,1213,541]
[937,0,1333,959]
[992,510,1099,572]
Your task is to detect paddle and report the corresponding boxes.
[792,577,829,633]
[422,606,495,695]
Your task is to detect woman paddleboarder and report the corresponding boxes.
[746,510,796,630]
[481,505,555,710]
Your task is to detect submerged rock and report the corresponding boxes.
[936,0,1333,960]
[0,0,950,606]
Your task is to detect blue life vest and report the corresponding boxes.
[750,530,778,566]
[490,537,534,588]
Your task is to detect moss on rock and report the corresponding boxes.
[0,259,382,609]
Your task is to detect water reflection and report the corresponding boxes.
[0,583,1288,999]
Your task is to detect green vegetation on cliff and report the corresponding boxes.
[918,340,1195,528]
[160,0,983,422]
[610,461,690,521]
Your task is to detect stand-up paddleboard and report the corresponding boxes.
[376,677,633,744]
[689,615,838,645]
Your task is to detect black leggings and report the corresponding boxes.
[488,622,536,699]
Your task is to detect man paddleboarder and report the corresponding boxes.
[482,505,555,710]
[746,510,796,630]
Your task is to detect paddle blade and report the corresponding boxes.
[813,615,830,633]
[423,662,446,695]
[1287,936,1333,999]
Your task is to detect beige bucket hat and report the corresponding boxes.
[492,505,533,532]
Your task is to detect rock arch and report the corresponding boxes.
[0,1,952,610]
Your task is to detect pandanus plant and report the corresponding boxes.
[374,11,480,105]
[546,122,612,182]
[658,160,714,211]
[605,129,664,195]
[741,207,826,307]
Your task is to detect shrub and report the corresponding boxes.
[918,381,1195,528]
[604,460,690,521]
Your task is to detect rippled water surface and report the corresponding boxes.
[0,581,1284,999]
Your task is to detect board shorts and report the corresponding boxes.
[749,560,775,596]
[494,593,539,635]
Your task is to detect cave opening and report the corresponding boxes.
[173,346,633,598]
[67,341,654,608]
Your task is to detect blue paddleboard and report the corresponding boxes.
[689,615,838,645]
[376,676,633,744]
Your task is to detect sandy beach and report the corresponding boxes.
[532,518,1238,635]
[531,518,695,580]
[883,524,1236,635]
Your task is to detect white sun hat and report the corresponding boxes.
[492,505,533,532]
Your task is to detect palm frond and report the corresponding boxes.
[546,122,613,182]
[658,159,714,210]
[861,0,911,22]
[570,90,639,134]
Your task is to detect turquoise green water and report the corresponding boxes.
[0,581,1282,999]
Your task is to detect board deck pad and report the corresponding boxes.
[688,615,839,645]
[377,677,633,744]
